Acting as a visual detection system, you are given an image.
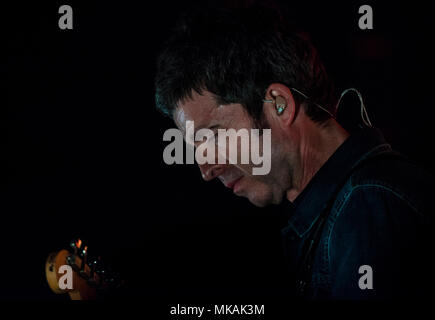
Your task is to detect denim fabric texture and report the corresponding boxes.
[281,127,434,300]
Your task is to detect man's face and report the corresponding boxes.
[174,90,293,207]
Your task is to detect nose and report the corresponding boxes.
[198,163,226,181]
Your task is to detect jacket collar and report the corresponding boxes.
[281,127,392,238]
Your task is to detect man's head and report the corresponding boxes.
[155,6,340,207]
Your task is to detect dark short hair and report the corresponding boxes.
[155,5,336,125]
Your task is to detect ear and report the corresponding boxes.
[263,83,298,127]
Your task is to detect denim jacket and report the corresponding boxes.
[281,127,434,300]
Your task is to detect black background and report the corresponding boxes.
[3,0,435,304]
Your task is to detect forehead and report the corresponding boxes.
[173,89,254,134]
[174,90,219,130]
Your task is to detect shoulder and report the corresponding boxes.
[345,153,435,218]
[323,154,434,299]
[328,153,434,233]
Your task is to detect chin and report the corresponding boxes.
[246,190,273,208]
[249,199,269,207]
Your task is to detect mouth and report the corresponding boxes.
[225,176,243,190]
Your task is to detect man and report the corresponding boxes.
[155,6,434,299]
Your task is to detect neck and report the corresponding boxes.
[286,119,349,202]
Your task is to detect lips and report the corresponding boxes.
[226,176,243,190]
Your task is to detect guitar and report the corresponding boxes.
[45,238,122,300]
